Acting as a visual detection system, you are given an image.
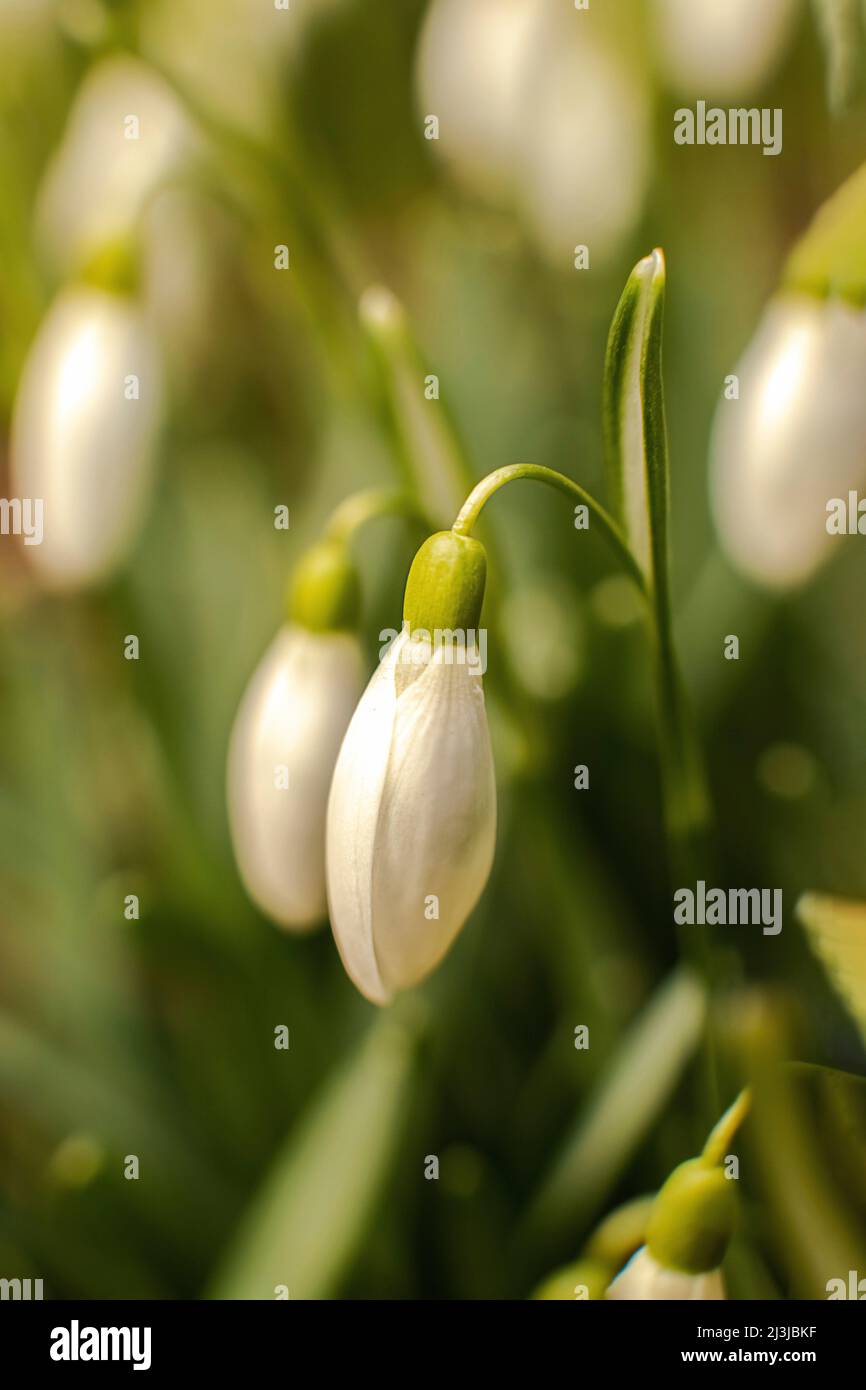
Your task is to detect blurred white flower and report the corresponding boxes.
[606,1245,726,1300]
[416,0,540,200]
[710,294,866,589]
[35,55,191,274]
[11,285,162,589]
[652,0,799,98]
[516,17,650,268]
[228,625,365,931]
[326,629,496,1005]
[416,0,649,266]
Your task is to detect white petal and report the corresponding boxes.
[415,0,539,201]
[326,632,407,1004]
[227,626,365,931]
[11,286,162,589]
[710,294,866,590]
[606,1247,726,1300]
[327,632,496,1004]
[415,0,649,266]
[372,644,496,995]
[517,25,650,270]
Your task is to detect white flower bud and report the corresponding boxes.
[651,0,798,99]
[227,625,365,931]
[516,20,649,269]
[416,0,648,266]
[606,1245,726,1300]
[415,0,539,201]
[35,55,190,274]
[710,294,866,589]
[326,629,496,1005]
[11,285,162,589]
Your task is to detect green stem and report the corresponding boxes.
[452,462,718,1116]
[359,286,470,525]
[702,1089,751,1167]
[324,488,430,545]
[451,464,648,598]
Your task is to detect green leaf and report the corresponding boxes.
[730,999,866,1295]
[812,0,865,115]
[783,160,866,305]
[359,284,471,527]
[603,250,709,841]
[209,1017,416,1300]
[797,891,866,1046]
[603,248,668,589]
[792,1062,866,1211]
[520,968,706,1262]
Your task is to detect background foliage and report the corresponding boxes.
[1,0,866,1299]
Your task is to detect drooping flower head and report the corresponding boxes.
[227,537,365,931]
[710,294,866,589]
[607,1149,738,1300]
[326,530,496,1004]
[11,263,162,590]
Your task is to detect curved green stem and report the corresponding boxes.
[702,1089,751,1167]
[324,488,430,545]
[451,464,648,598]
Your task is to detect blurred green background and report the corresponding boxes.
[2,0,866,1300]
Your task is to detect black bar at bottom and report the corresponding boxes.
[0,1297,860,1376]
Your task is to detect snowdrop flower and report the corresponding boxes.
[515,14,650,269]
[606,1246,726,1301]
[326,530,496,1004]
[228,539,365,931]
[606,1159,732,1299]
[415,0,540,201]
[416,0,649,266]
[607,1096,747,1300]
[652,0,799,99]
[35,55,191,275]
[709,294,866,589]
[11,278,162,589]
[532,1194,653,1300]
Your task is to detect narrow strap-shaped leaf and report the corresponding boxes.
[813,0,865,114]
[519,967,707,1264]
[359,284,470,526]
[603,248,668,590]
[797,891,866,1046]
[604,250,709,842]
[732,1000,866,1296]
[209,1018,416,1299]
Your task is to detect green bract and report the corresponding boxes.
[645,1157,737,1275]
[402,530,487,634]
[783,161,866,306]
[288,538,361,633]
[79,238,140,297]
